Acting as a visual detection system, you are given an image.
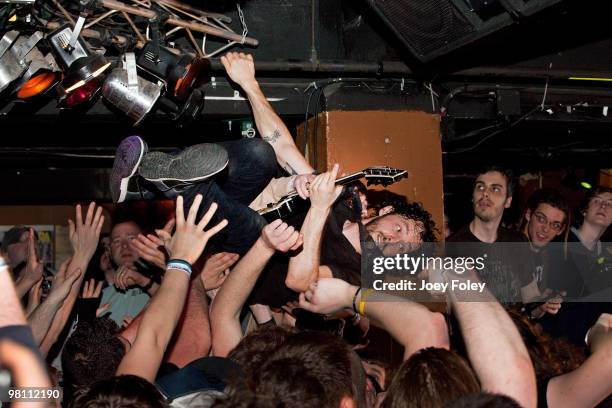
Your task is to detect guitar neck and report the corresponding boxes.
[334,171,365,186]
[284,171,364,200]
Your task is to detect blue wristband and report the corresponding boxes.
[166,259,192,275]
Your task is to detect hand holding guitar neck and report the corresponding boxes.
[259,166,408,221]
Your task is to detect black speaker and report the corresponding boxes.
[501,0,561,16]
[363,0,562,62]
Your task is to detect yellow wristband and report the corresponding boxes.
[359,289,374,316]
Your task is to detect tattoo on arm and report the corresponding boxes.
[263,129,281,144]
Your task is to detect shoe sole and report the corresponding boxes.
[110,136,147,203]
[139,144,229,184]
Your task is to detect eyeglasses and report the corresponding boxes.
[533,212,565,232]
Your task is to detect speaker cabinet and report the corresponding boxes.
[363,0,562,62]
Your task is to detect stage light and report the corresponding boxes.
[580,182,593,189]
[157,88,205,127]
[49,24,111,106]
[102,53,163,125]
[61,77,102,107]
[62,54,111,93]
[0,31,31,93]
[16,72,60,99]
[137,42,208,102]
[10,32,62,99]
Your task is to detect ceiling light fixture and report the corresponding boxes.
[137,40,208,102]
[10,32,62,99]
[102,52,163,125]
[49,25,111,107]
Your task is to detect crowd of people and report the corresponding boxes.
[0,52,611,408]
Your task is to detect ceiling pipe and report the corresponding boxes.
[207,59,612,81]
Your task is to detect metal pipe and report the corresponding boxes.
[208,59,412,75]
[121,10,146,45]
[452,66,612,80]
[154,0,231,23]
[99,0,258,46]
[45,21,129,45]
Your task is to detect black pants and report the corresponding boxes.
[181,139,277,255]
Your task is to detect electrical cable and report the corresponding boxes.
[446,105,542,154]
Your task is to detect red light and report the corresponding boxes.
[61,79,99,107]
[17,72,59,99]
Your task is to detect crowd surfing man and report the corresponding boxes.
[249,164,437,308]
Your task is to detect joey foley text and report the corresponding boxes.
[369,253,487,293]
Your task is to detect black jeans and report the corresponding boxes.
[181,139,276,255]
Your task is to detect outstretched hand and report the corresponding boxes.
[298,278,357,315]
[22,229,43,285]
[82,278,103,299]
[133,234,167,270]
[167,195,228,265]
[538,289,565,315]
[220,52,256,90]
[200,252,239,290]
[68,202,104,260]
[114,265,149,291]
[261,219,303,252]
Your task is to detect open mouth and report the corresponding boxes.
[478,200,492,208]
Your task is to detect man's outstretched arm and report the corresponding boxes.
[286,165,343,292]
[210,219,302,357]
[448,271,537,408]
[116,196,227,382]
[220,52,314,176]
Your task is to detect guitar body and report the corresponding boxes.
[258,166,407,221]
[259,195,306,222]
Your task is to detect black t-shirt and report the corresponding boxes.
[531,243,568,294]
[562,228,612,298]
[447,225,533,302]
[249,202,365,308]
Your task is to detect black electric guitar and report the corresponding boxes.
[258,166,408,221]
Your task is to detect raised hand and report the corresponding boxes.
[68,202,104,260]
[167,196,228,265]
[540,291,564,315]
[200,252,239,290]
[309,164,343,211]
[114,265,149,291]
[220,52,256,90]
[261,219,303,252]
[82,278,103,299]
[298,278,357,315]
[22,229,43,285]
[293,173,316,200]
[154,218,175,250]
[133,234,167,270]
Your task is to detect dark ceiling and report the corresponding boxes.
[1,0,611,204]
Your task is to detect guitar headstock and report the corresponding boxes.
[362,166,408,187]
